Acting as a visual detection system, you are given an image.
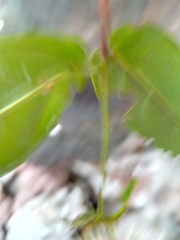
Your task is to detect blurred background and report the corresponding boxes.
[1,0,180,47]
[1,1,180,239]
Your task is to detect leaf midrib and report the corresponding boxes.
[0,71,69,117]
[114,53,180,124]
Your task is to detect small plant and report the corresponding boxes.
[1,0,180,234]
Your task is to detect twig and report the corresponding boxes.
[99,0,110,59]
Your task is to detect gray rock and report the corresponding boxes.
[0,231,4,240]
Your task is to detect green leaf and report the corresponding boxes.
[89,50,123,98]
[110,23,180,156]
[73,208,97,228]
[120,179,137,203]
[0,34,87,175]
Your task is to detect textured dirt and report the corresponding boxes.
[28,84,131,168]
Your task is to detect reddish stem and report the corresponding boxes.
[99,0,110,59]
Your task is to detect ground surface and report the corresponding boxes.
[1,134,180,239]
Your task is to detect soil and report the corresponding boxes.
[28,83,132,169]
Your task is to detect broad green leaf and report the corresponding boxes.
[0,34,87,175]
[89,50,122,98]
[110,23,180,156]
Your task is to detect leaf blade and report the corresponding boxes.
[110,23,180,155]
[0,34,87,175]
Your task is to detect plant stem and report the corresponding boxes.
[99,0,110,59]
[97,0,110,217]
[97,70,109,216]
